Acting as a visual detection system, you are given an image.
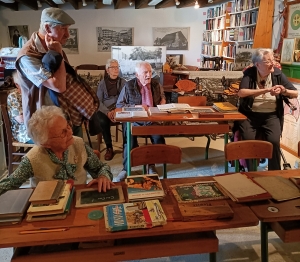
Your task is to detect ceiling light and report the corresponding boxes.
[37,0,42,7]
[175,0,180,5]
[208,0,213,3]
[194,0,199,9]
[128,0,133,5]
[82,0,87,6]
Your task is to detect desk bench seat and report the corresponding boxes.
[271,221,300,243]
[12,231,218,262]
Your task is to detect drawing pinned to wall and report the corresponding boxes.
[153,27,189,50]
[111,46,166,81]
[97,27,133,52]
[281,38,295,64]
[62,28,79,54]
[8,25,29,48]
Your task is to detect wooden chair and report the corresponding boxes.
[0,104,34,175]
[130,144,182,179]
[75,64,121,151]
[177,96,211,160]
[225,140,273,172]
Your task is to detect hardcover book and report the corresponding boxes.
[170,181,229,204]
[212,102,238,113]
[75,186,125,208]
[126,174,165,201]
[104,200,167,232]
[115,111,148,118]
[27,183,71,216]
[0,188,33,225]
[29,180,65,205]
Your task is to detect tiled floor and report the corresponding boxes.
[1,136,300,261]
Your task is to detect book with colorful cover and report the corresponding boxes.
[170,181,229,203]
[212,102,238,113]
[104,200,167,232]
[126,174,165,201]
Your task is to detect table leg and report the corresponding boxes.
[224,133,228,173]
[260,222,269,262]
[209,252,217,262]
[126,122,131,176]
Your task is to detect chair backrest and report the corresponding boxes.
[225,140,273,171]
[130,144,182,178]
[178,95,207,106]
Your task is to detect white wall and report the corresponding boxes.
[0,1,282,67]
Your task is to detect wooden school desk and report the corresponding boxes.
[0,177,258,262]
[247,170,300,262]
[115,108,247,175]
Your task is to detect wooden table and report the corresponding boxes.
[247,170,300,262]
[0,177,258,262]
[115,108,246,175]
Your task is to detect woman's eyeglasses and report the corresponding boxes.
[108,66,119,70]
[261,60,274,65]
[50,124,71,139]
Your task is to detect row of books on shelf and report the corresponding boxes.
[222,44,237,58]
[203,30,223,42]
[224,27,255,42]
[205,16,227,31]
[230,0,259,13]
[229,10,257,28]
[207,3,231,19]
[222,60,235,71]
[201,43,221,57]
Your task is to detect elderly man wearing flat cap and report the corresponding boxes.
[15,8,100,137]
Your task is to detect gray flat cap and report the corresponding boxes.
[41,8,75,25]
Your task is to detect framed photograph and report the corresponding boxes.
[286,1,300,38]
[97,27,133,52]
[281,38,295,64]
[153,27,189,50]
[166,54,183,68]
[75,186,125,208]
[62,28,79,54]
[111,45,166,81]
[293,38,300,62]
[8,25,29,48]
[77,69,105,93]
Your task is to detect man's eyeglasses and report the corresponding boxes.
[50,124,71,139]
[108,66,119,70]
[261,60,274,65]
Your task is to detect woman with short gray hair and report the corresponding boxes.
[237,48,298,170]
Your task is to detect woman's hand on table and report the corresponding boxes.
[87,176,115,192]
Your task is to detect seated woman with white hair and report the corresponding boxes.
[0,106,114,195]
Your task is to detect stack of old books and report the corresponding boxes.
[125,174,165,202]
[0,188,33,225]
[104,199,167,232]
[26,180,74,222]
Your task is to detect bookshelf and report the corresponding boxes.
[201,0,274,71]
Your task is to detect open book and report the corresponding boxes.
[157,103,191,112]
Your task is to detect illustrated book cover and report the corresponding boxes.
[212,102,238,113]
[104,200,167,232]
[75,186,125,208]
[170,181,229,203]
[27,183,71,216]
[126,174,165,201]
[29,180,65,205]
[0,188,33,225]
[213,173,271,202]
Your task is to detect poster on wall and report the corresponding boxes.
[153,27,189,50]
[111,46,166,81]
[97,27,133,52]
[62,28,79,54]
[281,80,300,157]
[8,25,29,48]
[287,2,300,38]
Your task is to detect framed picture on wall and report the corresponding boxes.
[293,38,300,62]
[281,38,295,64]
[153,27,189,50]
[62,28,79,54]
[286,1,300,38]
[96,27,133,52]
[8,25,29,48]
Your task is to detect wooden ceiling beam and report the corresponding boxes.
[155,0,173,9]
[67,0,79,9]
[43,0,58,7]
[0,2,18,11]
[135,0,148,9]
[18,0,38,10]
[113,0,122,9]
